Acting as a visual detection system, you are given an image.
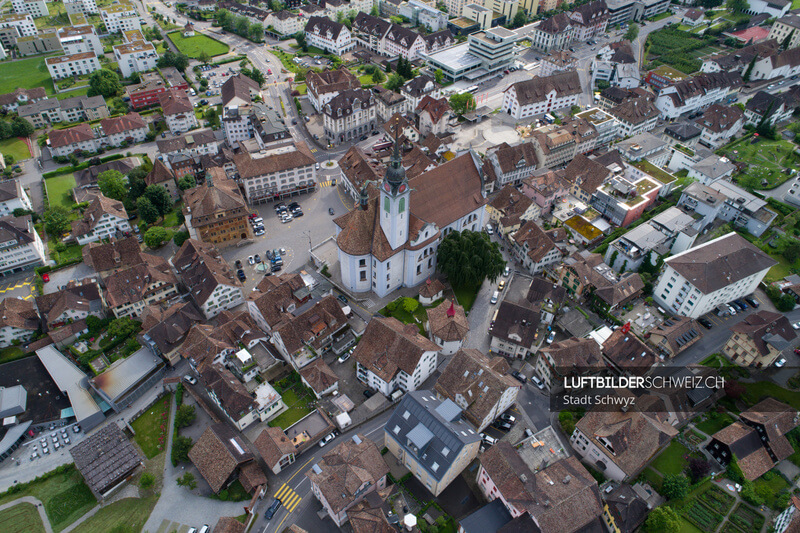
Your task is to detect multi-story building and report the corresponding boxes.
[722,311,796,367]
[745,90,797,126]
[536,337,605,389]
[0,87,46,113]
[0,215,46,277]
[323,88,376,146]
[355,316,440,396]
[749,46,800,81]
[305,68,360,113]
[424,27,517,82]
[19,95,108,129]
[48,123,99,157]
[426,299,470,354]
[655,71,743,119]
[482,142,538,189]
[569,0,609,40]
[158,89,197,134]
[70,194,130,245]
[539,50,577,77]
[401,75,442,110]
[0,14,37,42]
[246,273,313,334]
[530,13,575,52]
[104,254,179,318]
[385,391,481,496]
[113,40,157,78]
[502,71,582,120]
[64,0,99,16]
[653,232,777,318]
[34,279,104,330]
[100,2,141,33]
[172,238,245,319]
[747,0,791,17]
[183,168,250,247]
[0,297,39,348]
[11,0,48,19]
[510,220,562,275]
[678,180,777,237]
[270,296,348,369]
[399,0,449,31]
[695,104,744,149]
[488,301,541,358]
[57,25,102,55]
[383,23,427,59]
[0,180,33,217]
[373,86,408,123]
[15,28,62,57]
[607,97,659,136]
[415,95,450,136]
[590,172,661,227]
[126,68,188,109]
[233,142,316,204]
[304,16,353,55]
[156,129,219,160]
[433,349,520,432]
[264,10,301,36]
[99,112,148,147]
[306,435,389,527]
[768,10,800,48]
[46,52,101,81]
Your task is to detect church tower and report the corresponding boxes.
[379,123,410,250]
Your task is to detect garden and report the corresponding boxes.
[650,440,691,477]
[167,31,230,58]
[379,296,442,336]
[694,411,735,436]
[681,485,734,532]
[720,136,800,190]
[268,372,315,430]
[71,495,158,533]
[130,393,173,459]
[644,26,712,75]
[44,174,77,209]
[0,138,31,162]
[0,502,46,533]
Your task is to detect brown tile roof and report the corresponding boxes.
[272,295,347,354]
[349,506,395,533]
[100,112,146,135]
[737,447,776,481]
[221,73,260,106]
[741,398,799,435]
[434,349,519,428]
[199,364,257,422]
[729,310,797,356]
[233,142,315,178]
[338,145,385,192]
[238,461,267,493]
[648,316,703,356]
[0,87,46,107]
[140,301,204,355]
[488,142,539,175]
[305,435,389,515]
[179,311,263,370]
[426,299,469,342]
[48,123,95,149]
[576,403,678,478]
[214,517,246,533]
[538,12,573,34]
[188,423,254,493]
[82,236,143,273]
[695,104,743,134]
[525,276,567,306]
[408,152,485,227]
[539,337,605,374]
[182,168,247,224]
[70,423,143,496]
[522,171,571,199]
[34,280,102,327]
[508,71,582,106]
[299,358,339,395]
[0,297,39,331]
[594,273,644,307]
[247,273,308,329]
[601,329,657,376]
[146,159,175,186]
[666,72,742,109]
[490,301,539,348]
[480,444,603,533]
[490,184,534,217]
[71,193,129,237]
[512,221,558,264]
[323,88,374,118]
[560,154,610,195]
[608,98,659,125]
[172,239,242,307]
[254,426,295,469]
[103,254,178,309]
[416,95,450,124]
[354,316,440,383]
[306,67,360,97]
[418,278,445,299]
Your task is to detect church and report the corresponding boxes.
[333,141,488,298]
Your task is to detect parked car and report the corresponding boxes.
[493,420,513,431]
[318,433,335,447]
[363,389,374,398]
[329,207,335,215]
[254,228,265,236]
[337,294,348,304]
[793,322,800,330]
[237,269,246,281]
[503,266,510,277]
[490,291,499,304]
[42,273,50,283]
[531,376,545,390]
[546,331,555,344]
[744,296,760,308]
[698,317,713,329]
[183,375,197,385]
[511,371,527,384]
[248,255,255,265]
[265,498,282,520]
[271,263,282,272]
[498,280,506,291]
[776,358,787,368]
[292,209,303,217]
[480,433,498,445]
[338,350,352,364]
[498,412,516,423]
[234,259,242,268]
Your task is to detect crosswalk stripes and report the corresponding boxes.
[362,298,376,309]
[319,180,335,187]
[310,148,318,153]
[274,483,302,513]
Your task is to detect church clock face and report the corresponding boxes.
[384,182,392,193]
[398,184,407,193]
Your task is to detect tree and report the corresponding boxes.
[724,378,745,400]
[137,196,159,224]
[198,50,211,64]
[139,473,155,490]
[243,67,265,86]
[144,226,169,248]
[107,317,137,339]
[11,118,33,138]
[88,69,122,98]
[128,71,141,84]
[449,92,476,116]
[295,32,308,52]
[512,10,527,28]
[145,184,172,215]
[235,15,250,37]
[175,404,196,428]
[783,29,796,49]
[726,454,745,484]
[743,54,757,81]
[173,230,190,247]
[384,73,405,92]
[336,10,347,23]
[371,4,379,16]
[726,0,749,12]
[204,107,219,128]
[178,175,196,190]
[371,68,385,84]
[157,50,190,72]
[402,297,419,313]
[624,23,639,41]
[249,22,264,42]
[434,68,444,84]
[784,241,800,263]
[176,471,197,489]
[43,206,71,237]
[661,474,689,500]
[644,506,681,533]
[436,230,505,288]
[97,170,127,201]
[688,458,711,484]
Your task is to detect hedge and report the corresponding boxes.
[43,153,125,179]
[213,55,247,66]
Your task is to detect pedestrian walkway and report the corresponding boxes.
[274,483,302,512]
[318,179,336,187]
[0,496,53,533]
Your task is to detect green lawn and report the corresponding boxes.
[212,480,251,502]
[695,413,735,436]
[0,346,26,364]
[167,31,229,58]
[73,496,157,533]
[0,138,31,161]
[0,56,55,95]
[0,502,46,533]
[44,174,77,209]
[639,467,663,491]
[650,440,691,476]
[721,138,800,190]
[130,393,172,459]
[379,297,433,336]
[752,471,790,510]
[268,388,313,430]
[793,0,800,9]
[161,207,182,228]
[743,381,800,411]
[54,86,90,101]
[453,284,479,313]
[48,241,83,266]
[358,75,374,86]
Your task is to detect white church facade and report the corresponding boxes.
[333,144,488,298]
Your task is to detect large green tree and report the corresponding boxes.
[144,226,169,248]
[661,474,689,500]
[449,93,475,116]
[144,184,173,215]
[624,22,639,41]
[726,0,749,12]
[436,230,505,287]
[97,169,127,201]
[42,206,71,237]
[137,196,159,224]
[88,69,122,98]
[644,506,680,533]
[11,117,33,138]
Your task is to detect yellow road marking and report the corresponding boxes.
[285,493,302,512]
[287,458,314,483]
[274,484,290,499]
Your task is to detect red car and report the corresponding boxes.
[248,213,258,219]
[42,273,50,282]
[795,349,800,356]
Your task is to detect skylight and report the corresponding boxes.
[403,410,411,420]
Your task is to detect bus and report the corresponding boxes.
[465,85,480,94]
[543,113,556,124]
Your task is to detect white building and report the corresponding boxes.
[355,316,440,397]
[399,0,449,31]
[323,88,376,146]
[48,123,99,157]
[678,179,777,237]
[264,10,301,36]
[0,215,46,277]
[304,16,354,56]
[510,220,562,276]
[334,150,486,298]
[746,0,791,18]
[652,233,777,318]
[64,0,99,16]
[768,10,800,49]
[46,52,101,81]
[0,14,37,39]
[113,40,157,78]
[654,72,743,119]
[233,142,317,204]
[70,194,131,245]
[99,112,148,147]
[158,89,197,134]
[0,297,39,347]
[100,3,141,34]
[11,0,48,18]
[0,180,33,217]
[58,25,102,55]
[749,47,800,81]
[502,71,582,120]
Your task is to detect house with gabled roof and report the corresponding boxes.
[270,295,348,370]
[171,239,244,319]
[71,194,131,245]
[0,297,39,348]
[426,299,469,355]
[189,422,260,492]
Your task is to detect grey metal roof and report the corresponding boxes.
[385,391,480,481]
[434,398,462,422]
[0,420,31,457]
[89,348,161,402]
[36,345,102,424]
[459,499,512,533]
[0,385,26,418]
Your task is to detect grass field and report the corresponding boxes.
[453,283,479,313]
[55,86,90,101]
[269,388,313,430]
[651,441,691,476]
[73,496,157,533]
[695,412,735,436]
[721,138,800,189]
[44,174,77,209]
[167,31,229,58]
[0,346,26,364]
[0,502,47,533]
[0,56,54,95]
[0,138,31,161]
[130,393,172,459]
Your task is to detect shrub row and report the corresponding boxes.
[42,153,125,179]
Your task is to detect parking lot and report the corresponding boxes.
[291,55,331,69]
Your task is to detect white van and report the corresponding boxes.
[490,291,499,304]
[486,224,493,235]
